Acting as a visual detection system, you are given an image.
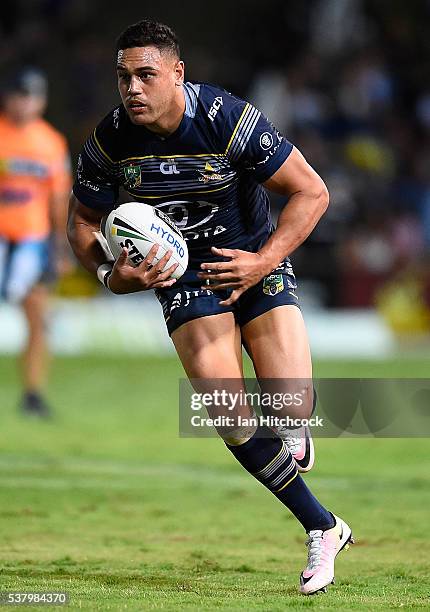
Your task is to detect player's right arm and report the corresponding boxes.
[67,116,177,293]
[67,195,177,293]
[67,193,111,276]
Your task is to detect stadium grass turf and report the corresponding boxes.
[0,355,429,610]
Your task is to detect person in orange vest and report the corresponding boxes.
[0,67,72,416]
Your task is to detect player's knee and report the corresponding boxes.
[219,423,258,446]
[296,383,314,420]
[264,381,314,420]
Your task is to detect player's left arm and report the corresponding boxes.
[258,146,329,269]
[198,147,328,305]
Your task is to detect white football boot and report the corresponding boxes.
[300,514,354,595]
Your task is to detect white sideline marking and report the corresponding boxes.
[0,455,349,491]
[0,456,250,489]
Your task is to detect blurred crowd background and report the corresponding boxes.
[1,0,430,331]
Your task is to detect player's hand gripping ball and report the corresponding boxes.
[101,202,188,280]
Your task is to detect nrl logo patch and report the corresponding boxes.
[124,164,142,187]
[263,274,284,296]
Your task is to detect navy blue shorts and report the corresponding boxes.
[155,258,300,336]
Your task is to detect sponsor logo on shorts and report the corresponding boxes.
[170,292,183,313]
[124,164,142,187]
[263,274,284,296]
[169,288,213,315]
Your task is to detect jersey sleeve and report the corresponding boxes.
[223,100,293,183]
[72,115,119,211]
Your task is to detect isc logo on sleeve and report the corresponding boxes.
[207,96,223,122]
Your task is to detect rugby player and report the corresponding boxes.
[67,20,353,594]
[0,67,71,417]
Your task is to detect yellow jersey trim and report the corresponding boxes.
[127,182,231,200]
[120,152,225,163]
[93,130,115,164]
[225,103,250,155]
[93,103,251,166]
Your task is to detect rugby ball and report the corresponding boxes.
[101,202,188,280]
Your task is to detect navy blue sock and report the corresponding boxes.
[226,426,334,532]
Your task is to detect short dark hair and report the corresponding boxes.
[116,19,180,58]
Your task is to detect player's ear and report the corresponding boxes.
[174,60,185,86]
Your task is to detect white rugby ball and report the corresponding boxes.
[101,202,188,280]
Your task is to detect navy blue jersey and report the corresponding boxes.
[73,82,293,266]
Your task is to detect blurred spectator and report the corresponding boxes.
[0,66,72,416]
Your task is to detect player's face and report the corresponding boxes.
[2,92,46,124]
[117,46,184,127]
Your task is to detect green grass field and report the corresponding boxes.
[1,355,429,610]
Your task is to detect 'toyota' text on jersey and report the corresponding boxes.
[73,82,293,267]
